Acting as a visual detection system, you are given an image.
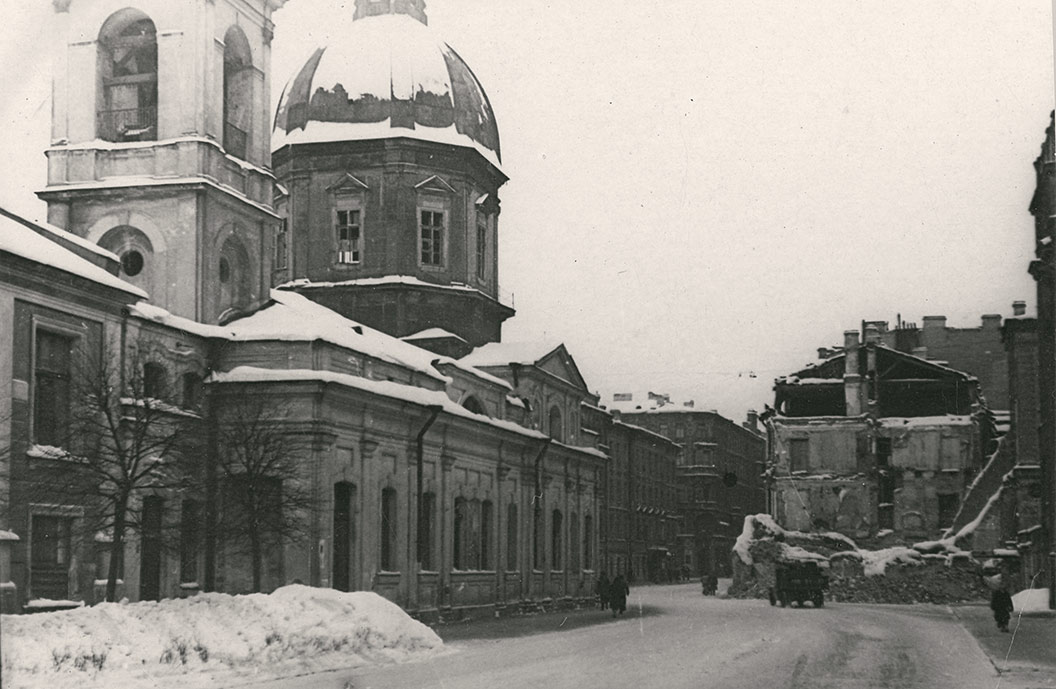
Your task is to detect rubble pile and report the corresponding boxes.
[728,514,989,604]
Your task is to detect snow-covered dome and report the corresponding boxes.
[273,13,501,169]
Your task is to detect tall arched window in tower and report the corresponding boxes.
[218,235,251,319]
[98,10,158,142]
[222,26,253,160]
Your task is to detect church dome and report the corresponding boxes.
[273,13,501,168]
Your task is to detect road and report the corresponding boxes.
[241,584,1009,689]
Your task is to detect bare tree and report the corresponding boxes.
[31,343,198,602]
[212,397,312,593]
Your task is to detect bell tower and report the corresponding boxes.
[353,0,428,24]
[38,0,288,324]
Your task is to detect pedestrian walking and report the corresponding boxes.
[596,572,610,610]
[610,573,630,617]
[990,583,1014,632]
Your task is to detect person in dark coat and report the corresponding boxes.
[610,573,630,617]
[596,573,611,610]
[990,585,1014,632]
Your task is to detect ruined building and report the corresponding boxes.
[768,328,993,542]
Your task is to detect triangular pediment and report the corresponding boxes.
[327,173,369,193]
[415,175,457,194]
[535,344,589,393]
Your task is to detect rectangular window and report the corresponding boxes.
[275,218,289,269]
[583,515,593,570]
[507,503,518,571]
[381,488,397,571]
[335,209,361,264]
[789,438,809,472]
[34,330,74,447]
[420,210,444,266]
[480,500,493,570]
[476,213,487,280]
[420,492,435,570]
[180,499,201,584]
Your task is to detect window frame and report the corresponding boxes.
[30,322,81,448]
[333,204,363,265]
[475,211,488,281]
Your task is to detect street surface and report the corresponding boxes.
[238,584,1043,689]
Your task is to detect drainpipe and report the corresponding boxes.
[416,405,443,571]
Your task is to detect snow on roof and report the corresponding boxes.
[2,585,442,687]
[224,291,449,382]
[0,530,19,541]
[280,275,498,298]
[48,136,277,179]
[0,207,147,298]
[129,302,230,339]
[613,419,678,446]
[0,205,117,262]
[402,327,468,343]
[460,341,563,368]
[879,415,974,428]
[1012,588,1051,612]
[211,366,550,441]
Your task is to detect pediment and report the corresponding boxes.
[535,344,589,393]
[327,173,370,194]
[415,175,457,195]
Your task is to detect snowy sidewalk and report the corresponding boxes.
[952,603,1056,686]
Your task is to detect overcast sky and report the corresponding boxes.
[1,1,1054,420]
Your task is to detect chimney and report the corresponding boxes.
[922,315,947,330]
[1013,300,1027,316]
[911,346,929,360]
[744,409,759,431]
[981,314,1002,330]
[844,330,862,416]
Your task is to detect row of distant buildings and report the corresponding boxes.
[761,112,1055,605]
[0,0,763,616]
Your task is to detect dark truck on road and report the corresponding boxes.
[768,560,828,608]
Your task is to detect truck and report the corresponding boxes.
[768,560,828,608]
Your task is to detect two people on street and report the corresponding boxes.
[596,572,629,617]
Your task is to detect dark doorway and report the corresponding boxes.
[140,496,164,600]
[333,482,355,591]
[31,515,72,600]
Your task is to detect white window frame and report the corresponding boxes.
[333,199,364,266]
[417,199,448,269]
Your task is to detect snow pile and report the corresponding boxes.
[860,547,923,576]
[1012,588,1051,612]
[2,586,442,689]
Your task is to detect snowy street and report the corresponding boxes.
[239,584,1010,689]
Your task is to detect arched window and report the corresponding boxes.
[462,396,485,415]
[218,235,251,319]
[100,226,154,285]
[551,509,563,570]
[143,362,168,400]
[98,10,158,142]
[222,26,253,159]
[548,406,563,442]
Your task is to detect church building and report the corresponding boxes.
[0,0,606,618]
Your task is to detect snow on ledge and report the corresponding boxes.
[1012,588,1051,612]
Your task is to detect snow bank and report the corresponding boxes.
[1012,588,1051,612]
[860,547,922,576]
[2,586,442,689]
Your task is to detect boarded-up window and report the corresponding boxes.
[938,493,959,528]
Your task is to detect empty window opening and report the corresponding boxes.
[98,10,158,142]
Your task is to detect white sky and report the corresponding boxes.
[1,1,1054,420]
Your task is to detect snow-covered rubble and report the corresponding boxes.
[2,585,443,689]
[729,514,989,604]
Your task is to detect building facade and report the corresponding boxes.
[768,329,992,543]
[604,394,766,578]
[0,0,609,618]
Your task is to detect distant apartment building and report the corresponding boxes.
[602,394,766,578]
[581,404,682,583]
